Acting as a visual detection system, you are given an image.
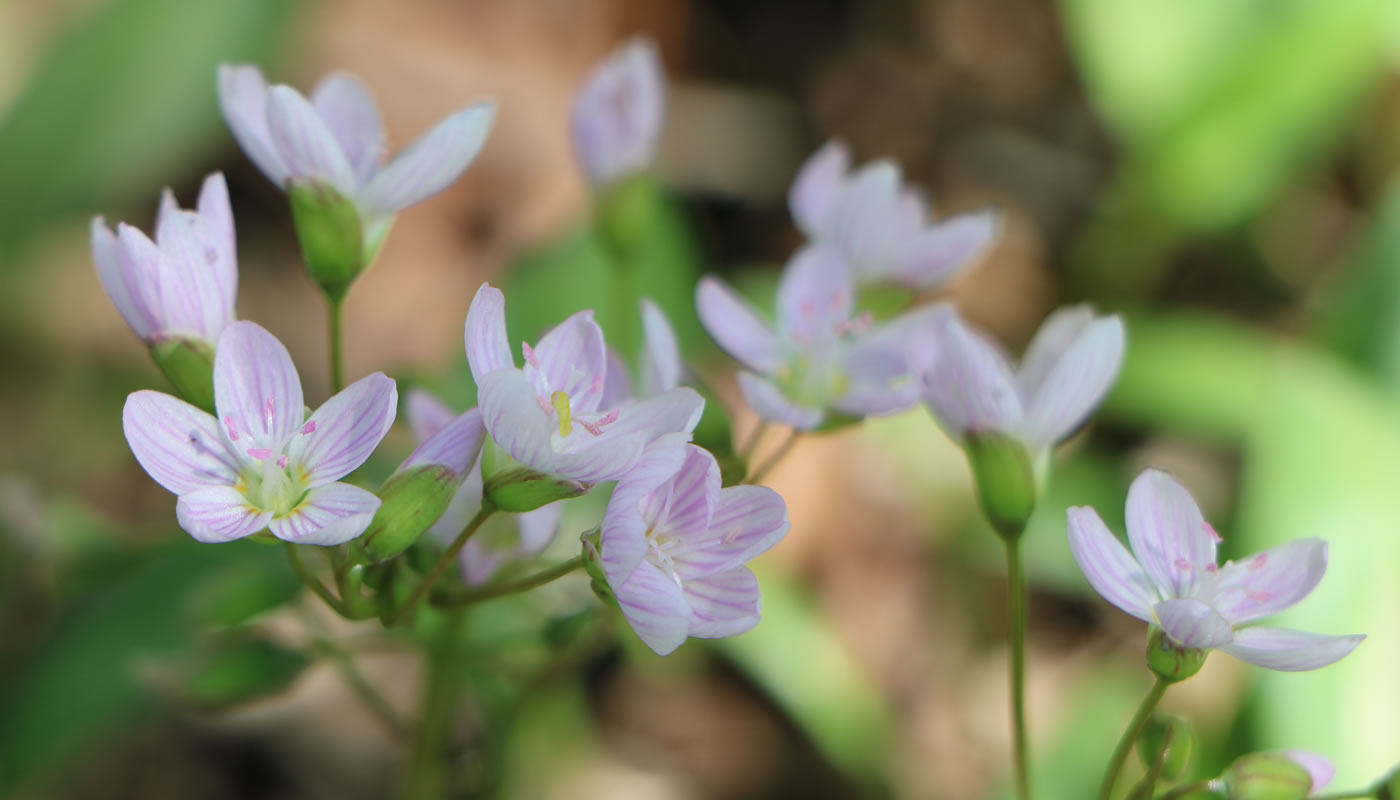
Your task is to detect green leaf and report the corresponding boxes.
[176,634,311,711]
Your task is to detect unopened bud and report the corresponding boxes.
[580,528,618,606]
[480,439,589,512]
[149,337,216,413]
[1221,753,1313,800]
[964,431,1036,540]
[1138,713,1194,780]
[1147,627,1209,683]
[288,181,364,299]
[359,465,459,560]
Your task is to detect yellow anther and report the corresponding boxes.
[551,390,573,437]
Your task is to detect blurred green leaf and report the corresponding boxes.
[0,0,296,256]
[177,633,310,711]
[186,558,301,629]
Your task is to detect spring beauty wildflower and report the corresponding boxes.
[1067,469,1364,671]
[789,140,996,289]
[217,64,495,267]
[598,440,789,655]
[122,321,397,545]
[404,389,562,585]
[465,283,705,491]
[571,37,665,186]
[601,298,684,406]
[92,172,237,348]
[697,245,947,429]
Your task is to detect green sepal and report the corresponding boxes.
[149,337,216,414]
[480,439,589,512]
[1221,753,1314,800]
[357,464,461,560]
[596,172,660,257]
[288,181,364,300]
[1137,713,1194,780]
[964,431,1037,541]
[855,284,914,321]
[1146,626,1209,683]
[580,527,618,608]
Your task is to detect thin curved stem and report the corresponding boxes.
[1101,677,1170,800]
[434,556,585,608]
[328,294,345,393]
[1006,538,1031,800]
[286,542,349,616]
[1311,792,1380,800]
[388,507,494,627]
[1153,781,1213,800]
[1127,723,1172,800]
[744,430,799,485]
[737,421,770,461]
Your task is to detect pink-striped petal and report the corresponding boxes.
[640,299,681,395]
[600,348,633,407]
[1019,313,1124,448]
[1017,306,1095,400]
[919,312,1022,440]
[825,160,903,277]
[789,140,850,234]
[599,387,704,442]
[405,388,457,443]
[286,372,397,485]
[1125,469,1216,599]
[149,206,234,341]
[550,433,645,484]
[195,172,238,308]
[123,391,241,495]
[776,245,853,344]
[895,210,996,289]
[269,482,380,545]
[217,64,289,185]
[477,369,555,473]
[358,102,495,218]
[399,407,483,476]
[1218,627,1364,672]
[677,484,788,578]
[645,444,719,539]
[684,567,762,639]
[570,37,665,185]
[1066,506,1157,622]
[738,373,824,430]
[176,485,271,543]
[265,85,357,195]
[430,459,485,542]
[601,435,690,583]
[1153,597,1233,649]
[1205,538,1329,626]
[465,283,514,382]
[696,277,783,373]
[92,217,157,340]
[531,309,608,410]
[310,72,384,185]
[214,321,305,454]
[613,559,691,656]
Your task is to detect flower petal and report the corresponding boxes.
[696,277,783,373]
[776,245,853,343]
[217,64,289,185]
[195,172,239,309]
[1017,305,1095,399]
[430,459,485,542]
[603,387,705,442]
[123,390,241,495]
[516,501,564,556]
[645,444,720,540]
[895,210,997,289]
[310,72,384,185]
[684,567,761,639]
[824,160,903,278]
[1218,627,1364,672]
[358,102,495,218]
[1204,538,1329,625]
[269,482,380,545]
[149,205,234,341]
[738,372,824,430]
[399,407,484,476]
[405,388,457,443]
[1125,469,1216,599]
[1153,597,1233,649]
[176,485,271,543]
[1282,751,1335,792]
[570,37,665,184]
[465,283,514,383]
[286,372,397,485]
[265,85,357,195]
[532,309,608,410]
[478,369,555,473]
[1019,313,1124,448]
[678,484,788,578]
[613,559,692,656]
[550,433,645,484]
[600,348,633,407]
[919,311,1022,440]
[93,217,156,340]
[213,321,305,454]
[640,298,681,396]
[601,436,690,583]
[1066,506,1156,622]
[789,140,849,235]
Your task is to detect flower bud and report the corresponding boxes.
[1137,713,1194,780]
[1374,765,1400,800]
[1220,753,1314,800]
[149,337,216,414]
[288,181,364,299]
[1147,626,1209,682]
[580,527,618,606]
[964,431,1036,540]
[358,465,460,560]
[480,439,589,512]
[597,173,659,257]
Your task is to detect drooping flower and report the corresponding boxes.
[697,245,947,430]
[1067,469,1364,671]
[598,440,789,655]
[92,172,237,347]
[217,64,495,258]
[465,283,704,490]
[789,140,997,289]
[921,304,1124,459]
[571,37,665,186]
[405,389,562,584]
[122,321,397,545]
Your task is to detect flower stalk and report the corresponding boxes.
[388,506,494,627]
[433,555,584,608]
[1006,536,1031,800]
[1101,677,1170,800]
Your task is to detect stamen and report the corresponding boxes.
[551,391,573,437]
[1247,590,1273,604]
[301,420,317,435]
[522,341,540,369]
[224,415,240,441]
[1173,558,1193,572]
[577,409,619,436]
[535,394,552,415]
[276,454,289,469]
[590,374,603,394]
[263,397,275,430]
[1248,553,1268,572]
[1203,521,1223,543]
[1204,563,1219,574]
[247,447,274,461]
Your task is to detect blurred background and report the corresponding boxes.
[2,0,1399,797]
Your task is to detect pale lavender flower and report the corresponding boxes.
[1067,469,1364,671]
[601,298,684,406]
[92,172,236,346]
[571,37,665,186]
[790,140,997,289]
[405,389,562,585]
[465,284,704,484]
[921,304,1124,458]
[218,64,495,249]
[697,245,948,429]
[599,440,789,655]
[122,321,397,544]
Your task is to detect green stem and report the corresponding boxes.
[1153,781,1213,800]
[737,421,769,461]
[328,294,345,393]
[1311,792,1380,800]
[308,636,408,739]
[744,430,799,485]
[434,556,585,608]
[1127,724,1172,800]
[286,542,349,617]
[1101,677,1170,800]
[398,609,466,800]
[388,507,494,627]
[1006,537,1031,800]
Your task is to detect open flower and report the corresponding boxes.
[697,245,947,429]
[599,440,789,655]
[921,304,1124,458]
[218,64,495,253]
[789,140,996,289]
[601,298,684,407]
[123,321,397,545]
[405,389,562,584]
[92,172,236,346]
[1067,469,1364,671]
[571,37,665,186]
[465,284,704,486]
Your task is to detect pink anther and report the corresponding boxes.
[1247,590,1273,604]
[1202,521,1222,543]
[578,409,619,436]
[276,454,289,469]
[535,394,552,415]
[247,447,274,461]
[522,341,540,369]
[1248,553,1268,572]
[263,397,275,429]
[1174,558,1193,572]
[224,415,240,441]
[590,374,603,394]
[301,420,317,434]
[1204,563,1219,574]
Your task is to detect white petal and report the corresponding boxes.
[123,391,241,495]
[788,140,850,235]
[269,482,381,545]
[919,311,1021,440]
[1066,506,1156,622]
[464,283,514,383]
[738,373,824,430]
[531,309,608,410]
[601,437,690,584]
[358,102,495,218]
[265,85,357,195]
[310,72,384,185]
[1153,597,1233,649]
[776,245,853,344]
[695,277,783,373]
[477,369,556,474]
[176,485,271,543]
[217,64,289,185]
[1019,313,1124,448]
[684,567,762,639]
[570,38,665,184]
[286,373,397,485]
[405,388,457,443]
[1204,538,1329,625]
[613,560,692,656]
[1219,627,1364,672]
[1125,469,1217,599]
[640,298,681,395]
[895,210,997,289]
[92,217,156,340]
[213,321,305,454]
